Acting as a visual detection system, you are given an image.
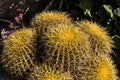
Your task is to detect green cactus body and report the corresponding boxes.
[27,65,72,80]
[75,55,118,80]
[1,28,36,79]
[30,11,72,32]
[76,20,114,54]
[38,23,90,71]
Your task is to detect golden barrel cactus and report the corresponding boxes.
[75,55,118,80]
[27,65,72,80]
[1,28,36,79]
[30,11,72,33]
[38,23,90,71]
[76,20,114,54]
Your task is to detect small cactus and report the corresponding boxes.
[76,20,114,54]
[38,23,90,71]
[27,64,72,80]
[1,28,36,79]
[30,11,72,32]
[75,55,118,80]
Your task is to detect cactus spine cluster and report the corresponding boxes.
[76,20,114,54]
[31,11,72,28]
[75,55,118,80]
[0,11,118,80]
[1,28,36,79]
[27,64,72,80]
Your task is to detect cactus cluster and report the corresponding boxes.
[0,11,118,80]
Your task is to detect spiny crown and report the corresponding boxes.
[76,20,114,54]
[95,55,117,80]
[45,23,89,47]
[31,11,72,28]
[79,55,118,80]
[4,28,36,50]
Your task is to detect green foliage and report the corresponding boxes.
[46,0,120,37]
[79,0,93,17]
[103,5,114,18]
[112,35,120,49]
[77,0,120,36]
[1,28,36,79]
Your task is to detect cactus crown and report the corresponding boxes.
[5,28,36,50]
[47,24,84,45]
[57,27,74,44]
[76,20,114,54]
[77,55,118,80]
[31,11,72,28]
[95,56,117,80]
[44,23,90,48]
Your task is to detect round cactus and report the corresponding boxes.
[1,28,36,79]
[38,23,90,71]
[27,65,72,80]
[30,11,72,31]
[75,55,118,80]
[76,20,114,54]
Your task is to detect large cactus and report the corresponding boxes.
[76,20,114,54]
[38,23,90,71]
[75,54,118,80]
[27,64,72,80]
[0,28,36,79]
